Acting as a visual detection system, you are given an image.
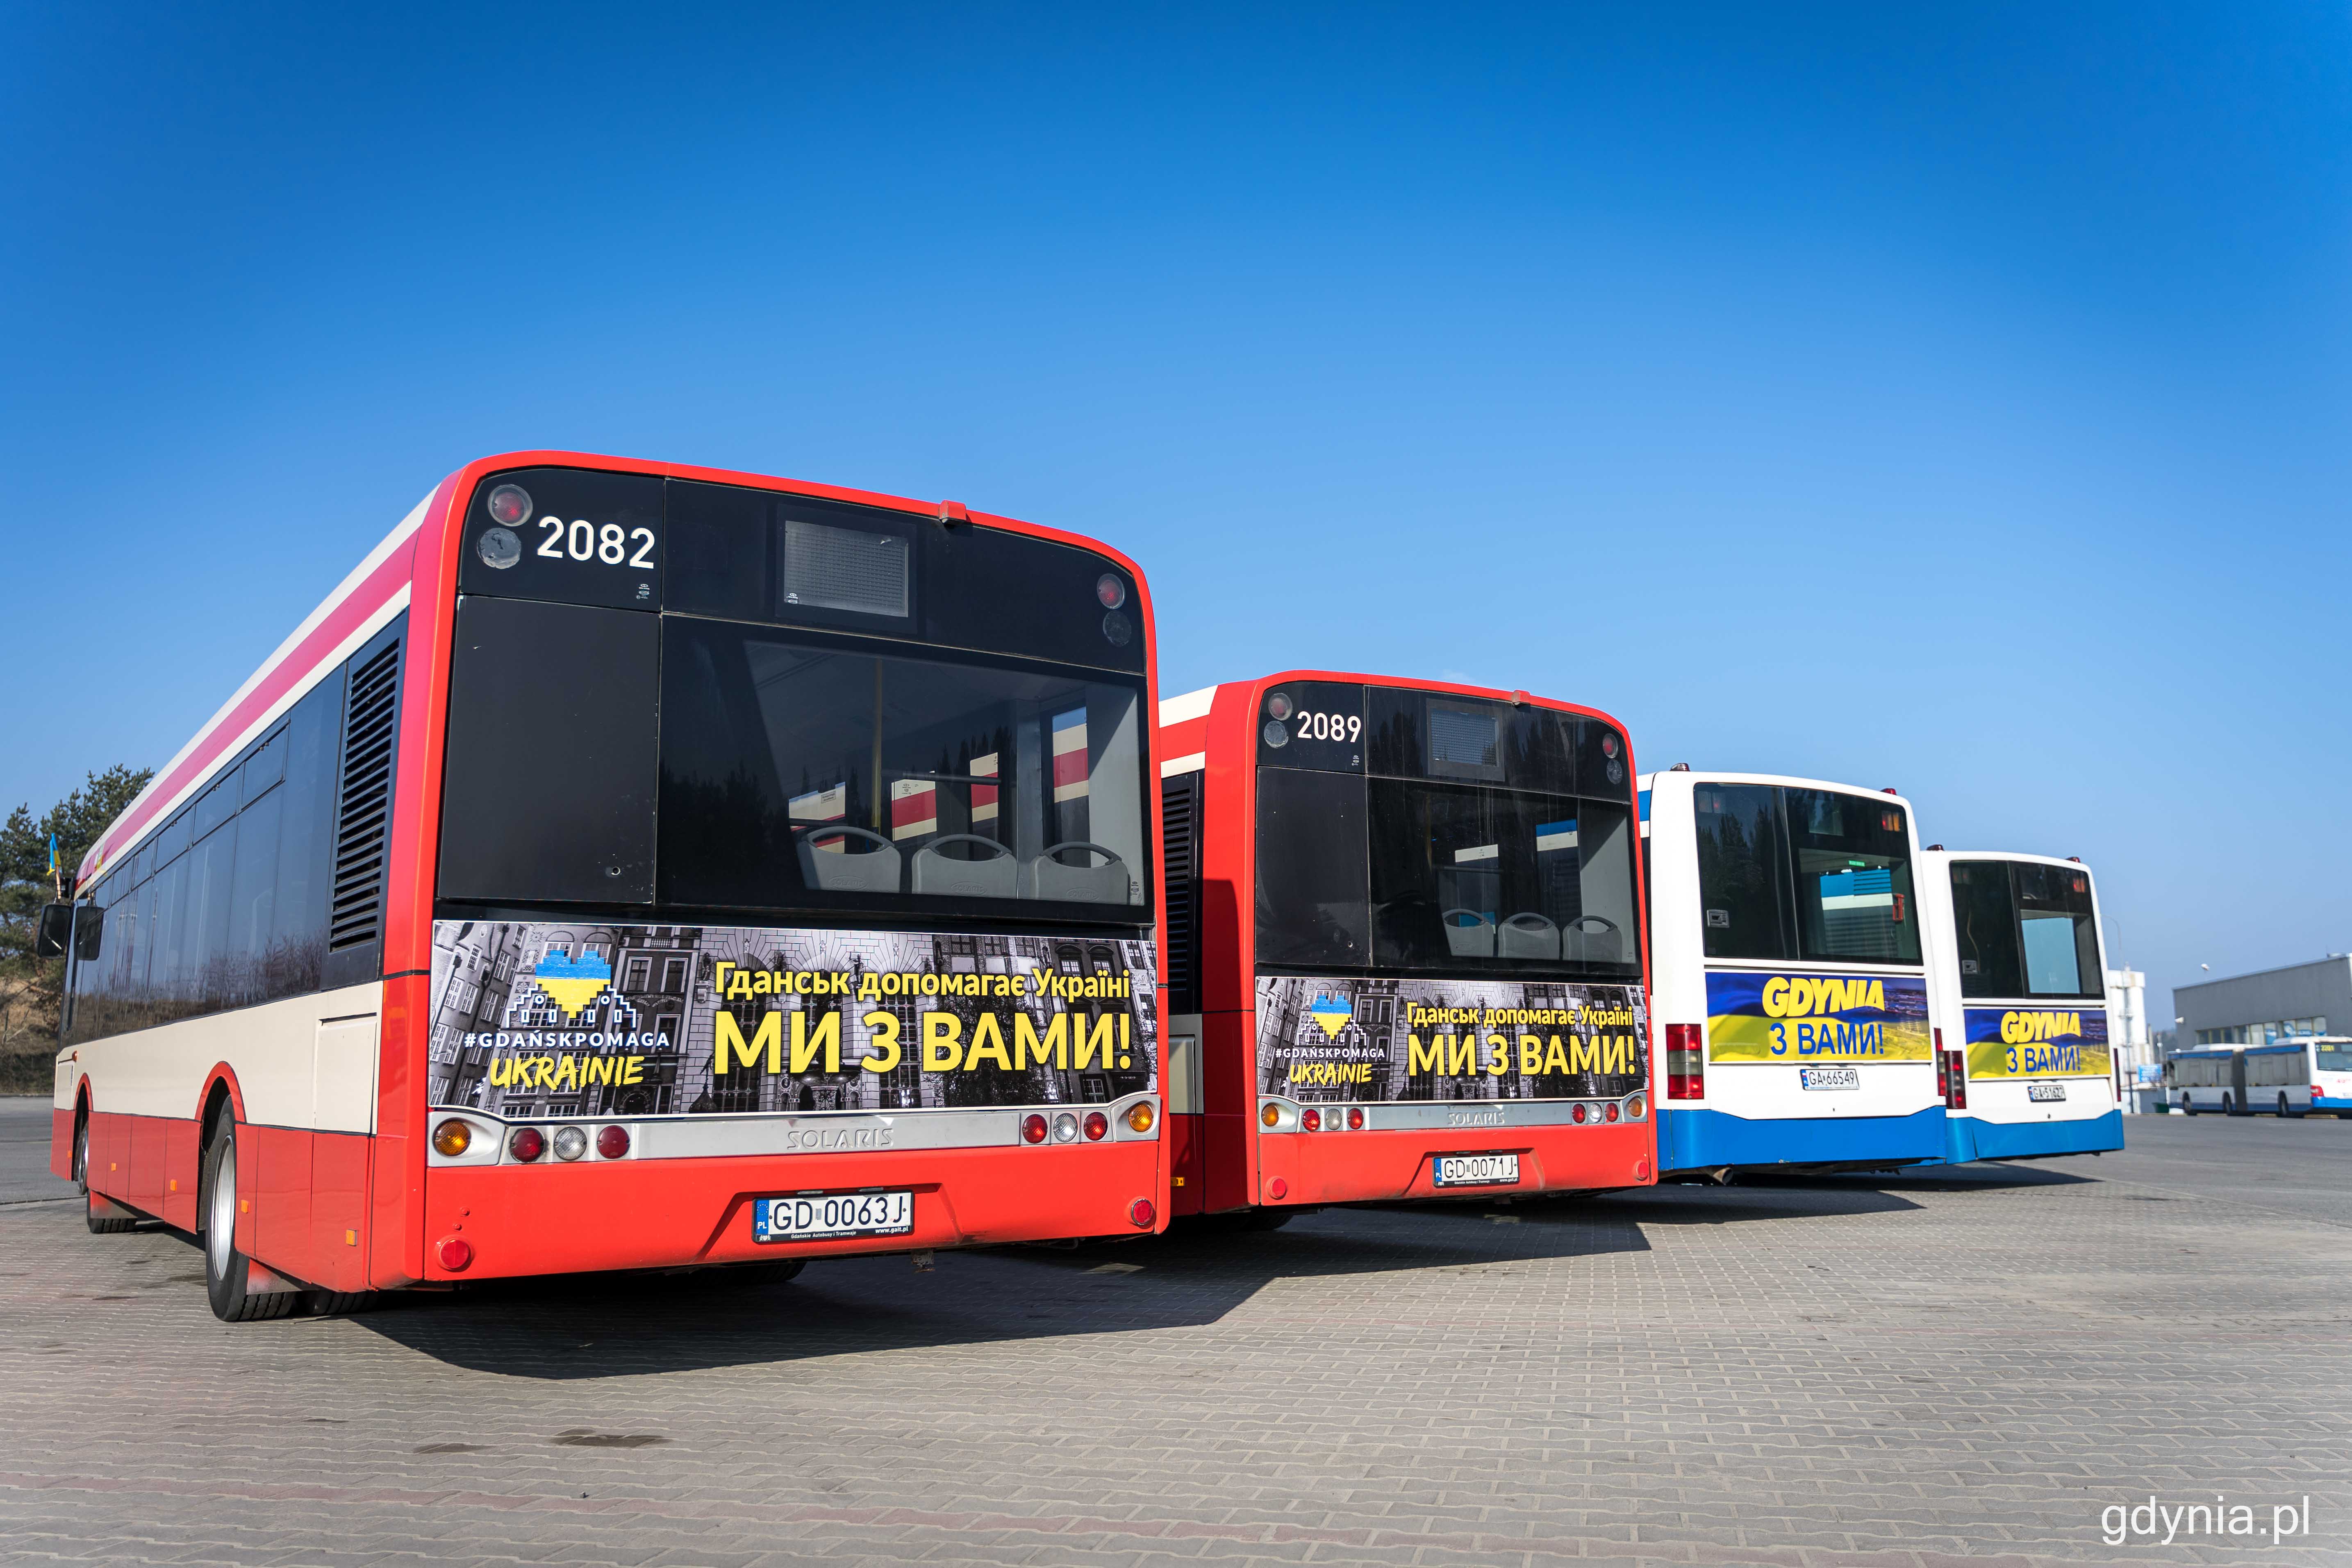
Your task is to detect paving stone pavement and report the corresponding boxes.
[2,1117,2346,1567]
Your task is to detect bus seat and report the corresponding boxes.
[1442,910,1495,957]
[796,826,902,893]
[1027,842,1128,903]
[1564,914,1621,964]
[1498,912,1560,960]
[912,835,1019,898]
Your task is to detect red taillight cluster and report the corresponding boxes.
[1604,1101,1620,1123]
[1935,1029,1950,1102]
[1947,1049,1968,1110]
[503,1124,631,1163]
[1571,1103,1588,1124]
[1022,1113,1049,1144]
[1301,1108,1322,1132]
[1665,1023,1704,1100]
[1083,1111,1109,1141]
[1346,1107,1365,1130]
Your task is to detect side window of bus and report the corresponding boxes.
[1783,787,1920,965]
[1253,767,1369,968]
[1693,784,1790,960]
[61,657,351,1047]
[1949,860,2022,999]
[2014,862,2101,999]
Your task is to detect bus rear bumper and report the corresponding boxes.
[1255,1122,1655,1207]
[421,1140,1164,1282]
[1944,1110,2123,1162]
[1658,1105,1944,1175]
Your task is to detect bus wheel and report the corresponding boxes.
[2221,1094,2234,1116]
[303,1290,376,1316]
[2181,1101,2197,1116]
[2279,1093,2302,1119]
[201,1118,299,1323]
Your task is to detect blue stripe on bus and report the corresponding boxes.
[1658,1105,1945,1173]
[1637,788,1651,823]
[1943,1110,2123,1162]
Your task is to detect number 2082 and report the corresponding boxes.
[539,517,656,569]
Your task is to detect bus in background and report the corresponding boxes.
[2165,1035,2352,1118]
[1158,675,1654,1220]
[45,451,1167,1321]
[1641,769,1942,1177]
[1917,851,2123,1160]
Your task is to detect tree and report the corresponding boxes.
[0,766,153,1055]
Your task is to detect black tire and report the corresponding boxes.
[303,1290,377,1316]
[201,1117,299,1323]
[2181,1100,2197,1116]
[2279,1093,2298,1119]
[2221,1093,2234,1116]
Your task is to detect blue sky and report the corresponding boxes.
[5,4,2346,1022]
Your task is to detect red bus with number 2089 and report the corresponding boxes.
[1156,674,1656,1222]
[45,451,1170,1320]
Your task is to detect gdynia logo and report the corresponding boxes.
[2000,1010,2084,1044]
[1308,994,1353,1040]
[532,951,613,1021]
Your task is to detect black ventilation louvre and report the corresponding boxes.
[328,633,402,958]
[1160,771,1202,1014]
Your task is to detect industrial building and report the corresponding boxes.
[2171,955,2348,1048]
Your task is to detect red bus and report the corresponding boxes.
[1156,674,1656,1220]
[47,451,1168,1320]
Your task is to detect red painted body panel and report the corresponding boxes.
[423,1140,1164,1281]
[50,1106,72,1181]
[1169,1111,1205,1215]
[1173,671,1658,1212]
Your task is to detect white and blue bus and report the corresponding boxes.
[1641,769,1943,1176]
[2166,1036,2352,1118]
[1918,850,2123,1160]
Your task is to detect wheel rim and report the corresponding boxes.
[74,1120,88,1186]
[206,1139,237,1281]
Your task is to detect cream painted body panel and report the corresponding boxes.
[57,981,384,1131]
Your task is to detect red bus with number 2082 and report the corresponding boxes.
[45,451,1170,1320]
[1156,674,1656,1222]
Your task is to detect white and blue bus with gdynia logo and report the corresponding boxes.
[1918,850,2124,1159]
[1641,769,1944,1177]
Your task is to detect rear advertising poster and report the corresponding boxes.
[428,920,1157,1119]
[1963,1006,2111,1081]
[1704,970,1931,1064]
[1255,974,1647,1103]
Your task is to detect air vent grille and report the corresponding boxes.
[328,639,401,951]
[1161,771,1201,1013]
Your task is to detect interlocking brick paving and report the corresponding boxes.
[2,1111,2345,1566]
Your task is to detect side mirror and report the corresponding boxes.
[73,903,105,962]
[34,903,72,959]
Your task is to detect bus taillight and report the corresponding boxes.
[1935,1030,1950,1102]
[1346,1107,1365,1130]
[1021,1113,1049,1145]
[1947,1050,1968,1111]
[1665,1024,1704,1099]
[1083,1112,1109,1141]
[1301,1108,1322,1132]
[596,1125,630,1159]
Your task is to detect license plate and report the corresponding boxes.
[1432,1153,1519,1188]
[753,1191,914,1243]
[1799,1067,1860,1091]
[2027,1082,2067,1103]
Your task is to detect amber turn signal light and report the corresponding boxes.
[1260,1104,1281,1127]
[1125,1101,1156,1133]
[430,1119,472,1157]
